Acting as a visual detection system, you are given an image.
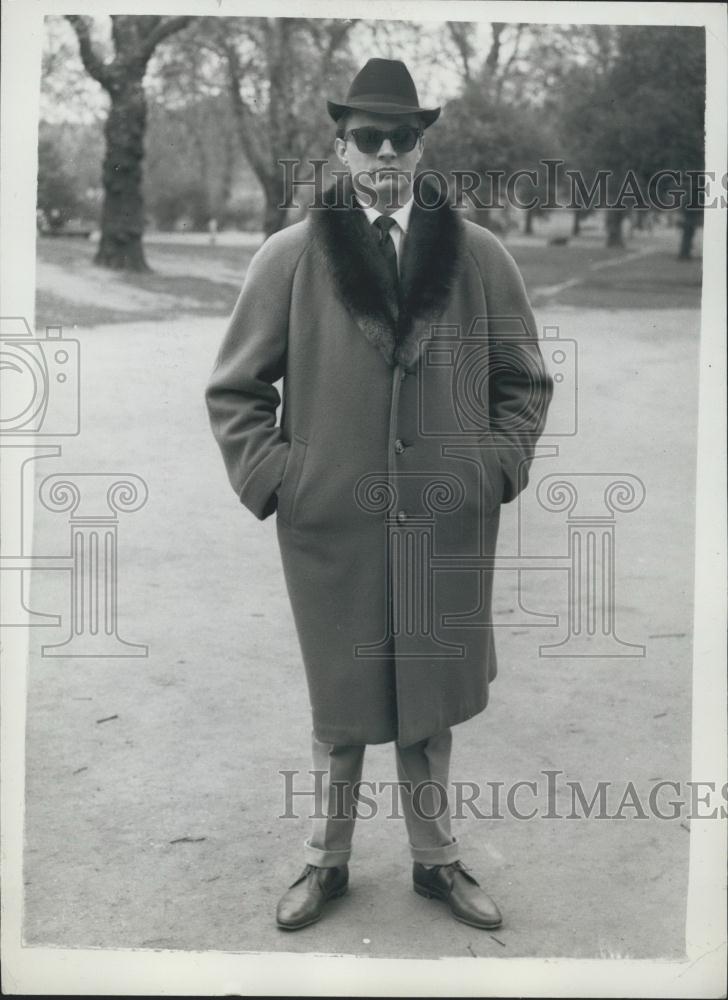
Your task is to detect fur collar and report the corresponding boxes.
[308,173,465,369]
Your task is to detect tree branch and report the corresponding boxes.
[322,19,358,64]
[485,22,506,77]
[496,23,525,100]
[447,21,474,84]
[65,15,113,88]
[137,16,196,62]
[220,36,269,180]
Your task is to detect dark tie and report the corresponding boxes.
[373,215,399,294]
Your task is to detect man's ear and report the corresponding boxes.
[334,137,349,169]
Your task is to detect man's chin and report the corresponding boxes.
[369,173,411,210]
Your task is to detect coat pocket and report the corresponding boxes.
[277,434,308,525]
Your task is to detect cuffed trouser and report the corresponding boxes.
[303,728,460,867]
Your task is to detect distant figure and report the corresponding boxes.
[208,218,218,246]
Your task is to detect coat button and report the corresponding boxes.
[394,439,406,454]
[396,510,407,524]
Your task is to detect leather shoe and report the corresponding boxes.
[413,860,502,929]
[276,863,349,930]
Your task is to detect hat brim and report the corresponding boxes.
[327,99,440,128]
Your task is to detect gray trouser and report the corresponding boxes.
[303,728,460,867]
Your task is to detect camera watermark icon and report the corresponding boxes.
[418,318,576,439]
[541,325,578,437]
[0,316,80,436]
[1,316,149,656]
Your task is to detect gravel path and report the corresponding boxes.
[22,304,697,959]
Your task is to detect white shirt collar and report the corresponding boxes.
[358,194,414,234]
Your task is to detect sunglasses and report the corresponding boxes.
[344,125,422,154]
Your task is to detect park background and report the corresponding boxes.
[24,13,706,963]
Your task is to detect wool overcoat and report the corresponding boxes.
[205,176,553,748]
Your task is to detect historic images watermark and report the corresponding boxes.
[278,160,727,212]
[0,316,149,656]
[350,318,646,660]
[279,770,728,823]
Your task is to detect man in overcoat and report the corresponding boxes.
[205,58,553,931]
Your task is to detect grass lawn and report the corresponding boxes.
[35,227,703,331]
[36,237,257,328]
[520,241,703,310]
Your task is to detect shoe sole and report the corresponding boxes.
[276,885,348,931]
[413,883,502,931]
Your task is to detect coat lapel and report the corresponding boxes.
[309,174,465,369]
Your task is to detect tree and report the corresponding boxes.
[143,29,250,232]
[446,21,476,83]
[214,17,358,237]
[560,25,705,252]
[65,14,196,270]
[144,92,241,230]
[424,24,559,233]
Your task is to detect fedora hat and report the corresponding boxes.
[327,58,440,128]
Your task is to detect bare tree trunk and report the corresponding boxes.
[572,208,582,236]
[95,80,150,270]
[261,170,294,238]
[485,23,505,77]
[678,209,699,260]
[66,14,195,271]
[524,207,536,234]
[605,208,626,248]
[218,129,236,225]
[189,124,213,228]
[220,18,357,239]
[446,21,474,83]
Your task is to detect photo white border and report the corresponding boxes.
[1,1,726,995]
